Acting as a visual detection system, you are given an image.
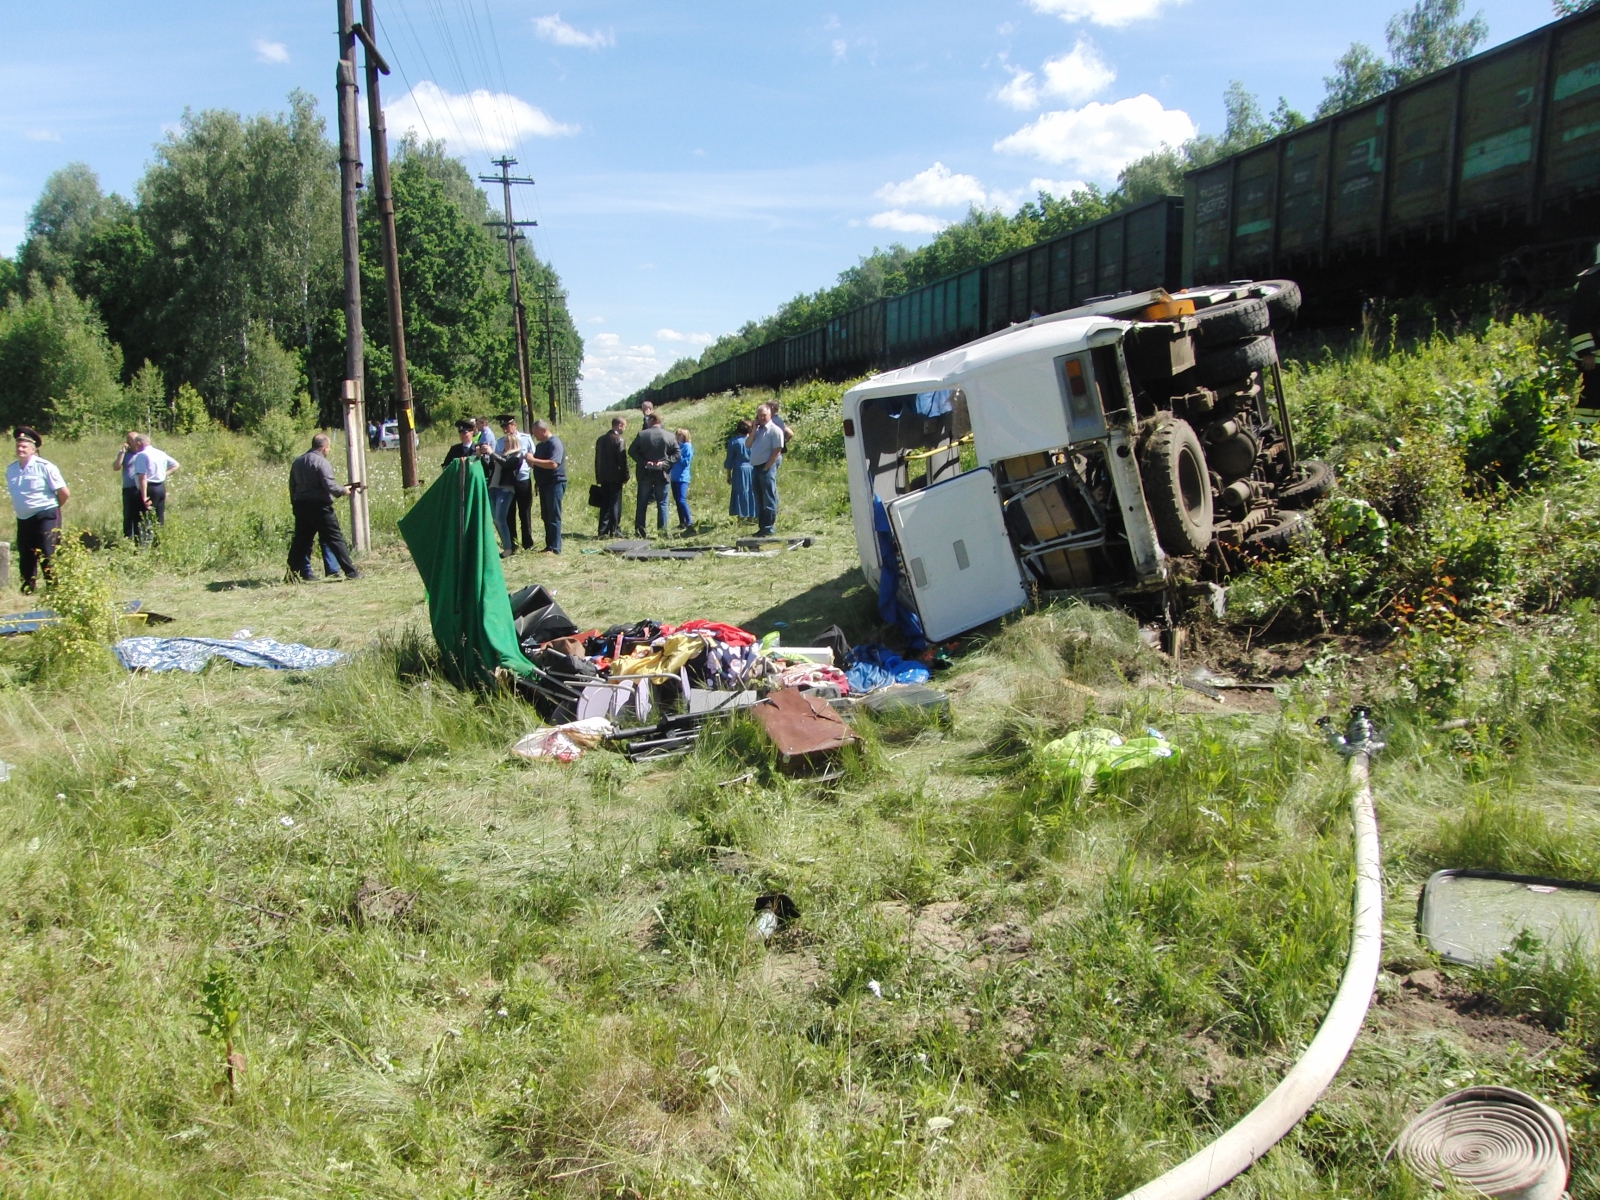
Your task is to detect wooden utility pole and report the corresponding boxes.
[478,159,537,427]
[539,277,562,422]
[355,0,418,490]
[335,0,370,549]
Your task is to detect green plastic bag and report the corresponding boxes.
[1039,728,1179,779]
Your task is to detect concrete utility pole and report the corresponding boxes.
[478,158,538,427]
[355,0,418,490]
[335,0,371,549]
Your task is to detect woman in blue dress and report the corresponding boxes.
[725,419,756,520]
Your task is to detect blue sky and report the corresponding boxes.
[0,0,1557,407]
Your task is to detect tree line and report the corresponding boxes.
[0,91,584,439]
[624,0,1533,405]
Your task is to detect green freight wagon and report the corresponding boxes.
[1184,4,1600,304]
[984,196,1185,330]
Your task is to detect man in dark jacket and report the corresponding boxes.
[629,413,679,536]
[594,416,629,536]
[287,433,361,581]
[1572,261,1599,423]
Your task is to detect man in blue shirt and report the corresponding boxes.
[529,418,567,554]
[6,427,69,593]
[746,404,785,536]
[495,415,536,554]
[113,431,143,540]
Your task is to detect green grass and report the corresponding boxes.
[1,359,1599,1196]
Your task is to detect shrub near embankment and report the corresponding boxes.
[1231,316,1593,658]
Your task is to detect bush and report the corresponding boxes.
[122,360,166,435]
[774,377,856,464]
[254,409,301,464]
[232,322,301,430]
[0,278,124,435]
[170,382,210,434]
[31,532,118,683]
[1230,317,1587,634]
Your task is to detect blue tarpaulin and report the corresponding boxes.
[114,637,348,673]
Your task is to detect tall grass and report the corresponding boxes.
[4,327,1600,1196]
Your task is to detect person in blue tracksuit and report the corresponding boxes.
[670,428,694,532]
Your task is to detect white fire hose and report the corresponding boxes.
[1119,716,1385,1200]
[1395,1085,1569,1199]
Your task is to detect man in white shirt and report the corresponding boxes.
[5,427,70,593]
[131,433,179,543]
[495,415,536,554]
[746,404,785,536]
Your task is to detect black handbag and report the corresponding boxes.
[588,483,605,508]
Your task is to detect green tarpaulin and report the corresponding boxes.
[398,458,535,687]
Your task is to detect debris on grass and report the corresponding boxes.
[113,636,347,672]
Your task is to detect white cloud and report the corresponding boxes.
[1029,176,1090,197]
[587,316,606,324]
[999,40,1114,110]
[832,38,848,62]
[387,81,576,155]
[995,94,1195,179]
[254,38,290,64]
[868,210,950,234]
[24,129,61,142]
[998,68,1040,111]
[874,163,988,210]
[656,328,715,345]
[533,14,614,49]
[582,333,674,409]
[1028,0,1185,27]
[1040,41,1115,104]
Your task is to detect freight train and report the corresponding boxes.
[634,4,1599,410]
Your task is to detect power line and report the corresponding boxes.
[388,0,472,151]
[374,8,434,147]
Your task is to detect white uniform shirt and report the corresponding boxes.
[132,446,179,484]
[6,457,67,518]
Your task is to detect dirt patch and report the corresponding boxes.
[1373,970,1561,1057]
[910,901,969,963]
[1192,623,1394,689]
[972,919,1033,973]
[871,900,976,967]
[748,951,826,993]
[352,878,417,927]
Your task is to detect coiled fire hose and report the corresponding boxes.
[1118,710,1385,1200]
[1394,1086,1569,1200]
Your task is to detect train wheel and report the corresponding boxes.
[1140,415,1214,557]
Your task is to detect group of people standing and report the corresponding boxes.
[0,426,179,595]
[442,413,567,556]
[1,392,802,598]
[591,399,792,540]
[114,431,180,544]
